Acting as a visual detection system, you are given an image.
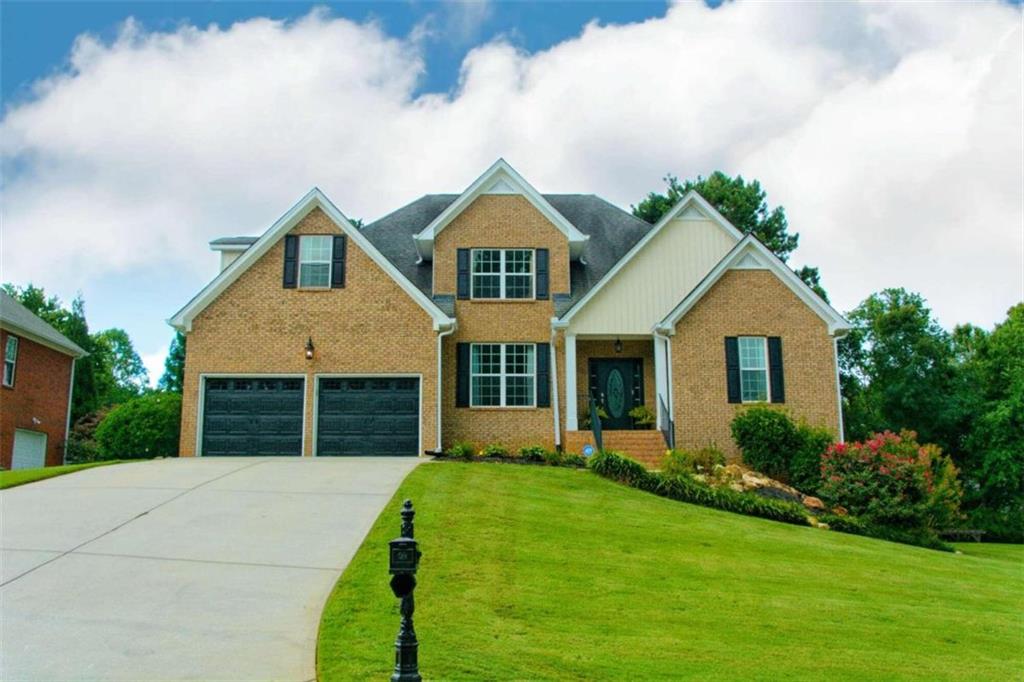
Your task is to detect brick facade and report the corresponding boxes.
[670,269,841,461]
[179,207,439,457]
[435,195,570,451]
[0,329,74,468]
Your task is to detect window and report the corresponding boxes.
[470,343,535,407]
[471,249,533,299]
[298,235,332,288]
[738,336,769,403]
[3,335,18,387]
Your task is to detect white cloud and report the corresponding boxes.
[2,1,1021,331]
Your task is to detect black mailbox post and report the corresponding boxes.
[388,500,421,682]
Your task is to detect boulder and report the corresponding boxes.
[802,496,825,511]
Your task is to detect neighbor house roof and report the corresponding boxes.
[0,290,87,357]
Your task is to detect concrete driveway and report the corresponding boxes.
[0,457,422,681]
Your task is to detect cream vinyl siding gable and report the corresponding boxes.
[568,214,738,335]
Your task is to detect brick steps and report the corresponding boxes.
[564,429,667,469]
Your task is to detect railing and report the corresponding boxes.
[588,397,603,452]
[658,395,674,450]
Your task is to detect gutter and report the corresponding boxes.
[653,326,675,440]
[831,327,850,443]
[63,358,76,465]
[434,319,457,453]
[549,319,569,450]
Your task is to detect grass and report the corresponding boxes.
[0,460,125,489]
[318,462,1023,681]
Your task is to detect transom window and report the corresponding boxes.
[299,235,333,288]
[471,249,533,299]
[3,335,18,387]
[738,336,769,403]
[470,343,535,407]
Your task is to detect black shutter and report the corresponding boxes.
[535,249,549,300]
[457,249,470,299]
[331,235,347,288]
[456,343,470,407]
[283,235,298,288]
[768,336,785,403]
[536,342,550,407]
[725,337,741,404]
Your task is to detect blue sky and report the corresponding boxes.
[1,1,1020,384]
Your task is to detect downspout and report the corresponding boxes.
[63,357,77,465]
[435,320,457,454]
[654,326,675,446]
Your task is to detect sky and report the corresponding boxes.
[2,0,1022,386]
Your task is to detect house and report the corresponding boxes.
[170,160,849,465]
[0,291,86,469]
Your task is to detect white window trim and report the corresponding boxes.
[738,336,770,404]
[470,248,535,300]
[469,342,537,408]
[3,335,18,388]
[298,235,333,289]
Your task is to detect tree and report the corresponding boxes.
[839,289,962,453]
[93,328,149,403]
[159,331,186,393]
[633,172,827,300]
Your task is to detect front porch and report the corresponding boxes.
[562,334,675,466]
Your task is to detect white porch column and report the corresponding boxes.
[564,334,578,430]
[653,335,668,429]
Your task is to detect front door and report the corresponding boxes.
[588,358,643,430]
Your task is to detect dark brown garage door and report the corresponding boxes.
[202,378,304,456]
[316,377,419,456]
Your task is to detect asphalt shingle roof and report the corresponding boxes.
[0,290,87,357]
[214,193,654,317]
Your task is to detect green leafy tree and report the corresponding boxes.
[159,332,186,393]
[633,172,827,301]
[93,328,149,403]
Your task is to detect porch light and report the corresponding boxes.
[614,338,623,353]
[305,337,315,360]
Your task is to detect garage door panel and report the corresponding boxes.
[317,378,419,457]
[202,378,304,457]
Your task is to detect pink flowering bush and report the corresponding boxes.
[819,430,962,530]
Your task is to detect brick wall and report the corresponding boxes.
[0,329,74,468]
[180,207,439,457]
[435,195,569,451]
[670,269,840,461]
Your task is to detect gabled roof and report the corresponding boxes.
[0,290,87,357]
[654,235,851,336]
[169,189,455,332]
[558,190,743,321]
[411,159,589,261]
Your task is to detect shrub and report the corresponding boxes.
[562,454,587,468]
[64,407,113,463]
[819,431,963,532]
[480,443,509,458]
[95,392,181,459]
[518,445,549,463]
[542,449,564,466]
[789,424,834,494]
[730,407,799,479]
[445,441,475,460]
[661,447,725,478]
[628,405,656,428]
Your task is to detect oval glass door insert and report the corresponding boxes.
[607,369,626,418]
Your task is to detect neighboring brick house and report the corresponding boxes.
[170,160,849,464]
[1,291,86,469]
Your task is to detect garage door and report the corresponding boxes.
[12,430,47,470]
[317,377,419,456]
[202,378,304,456]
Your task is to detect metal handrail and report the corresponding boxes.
[589,397,603,452]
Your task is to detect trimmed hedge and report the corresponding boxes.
[590,451,953,551]
[95,392,181,459]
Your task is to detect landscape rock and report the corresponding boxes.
[802,496,825,511]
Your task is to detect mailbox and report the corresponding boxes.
[389,537,420,575]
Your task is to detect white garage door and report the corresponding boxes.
[12,430,47,470]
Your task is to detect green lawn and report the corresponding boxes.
[318,462,1023,681]
[0,460,124,489]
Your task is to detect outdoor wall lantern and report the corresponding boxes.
[614,338,623,353]
[305,336,315,360]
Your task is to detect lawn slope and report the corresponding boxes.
[318,463,1022,681]
[0,460,124,489]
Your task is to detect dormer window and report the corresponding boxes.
[471,249,533,299]
[299,235,333,288]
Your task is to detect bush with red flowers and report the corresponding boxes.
[819,430,962,532]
